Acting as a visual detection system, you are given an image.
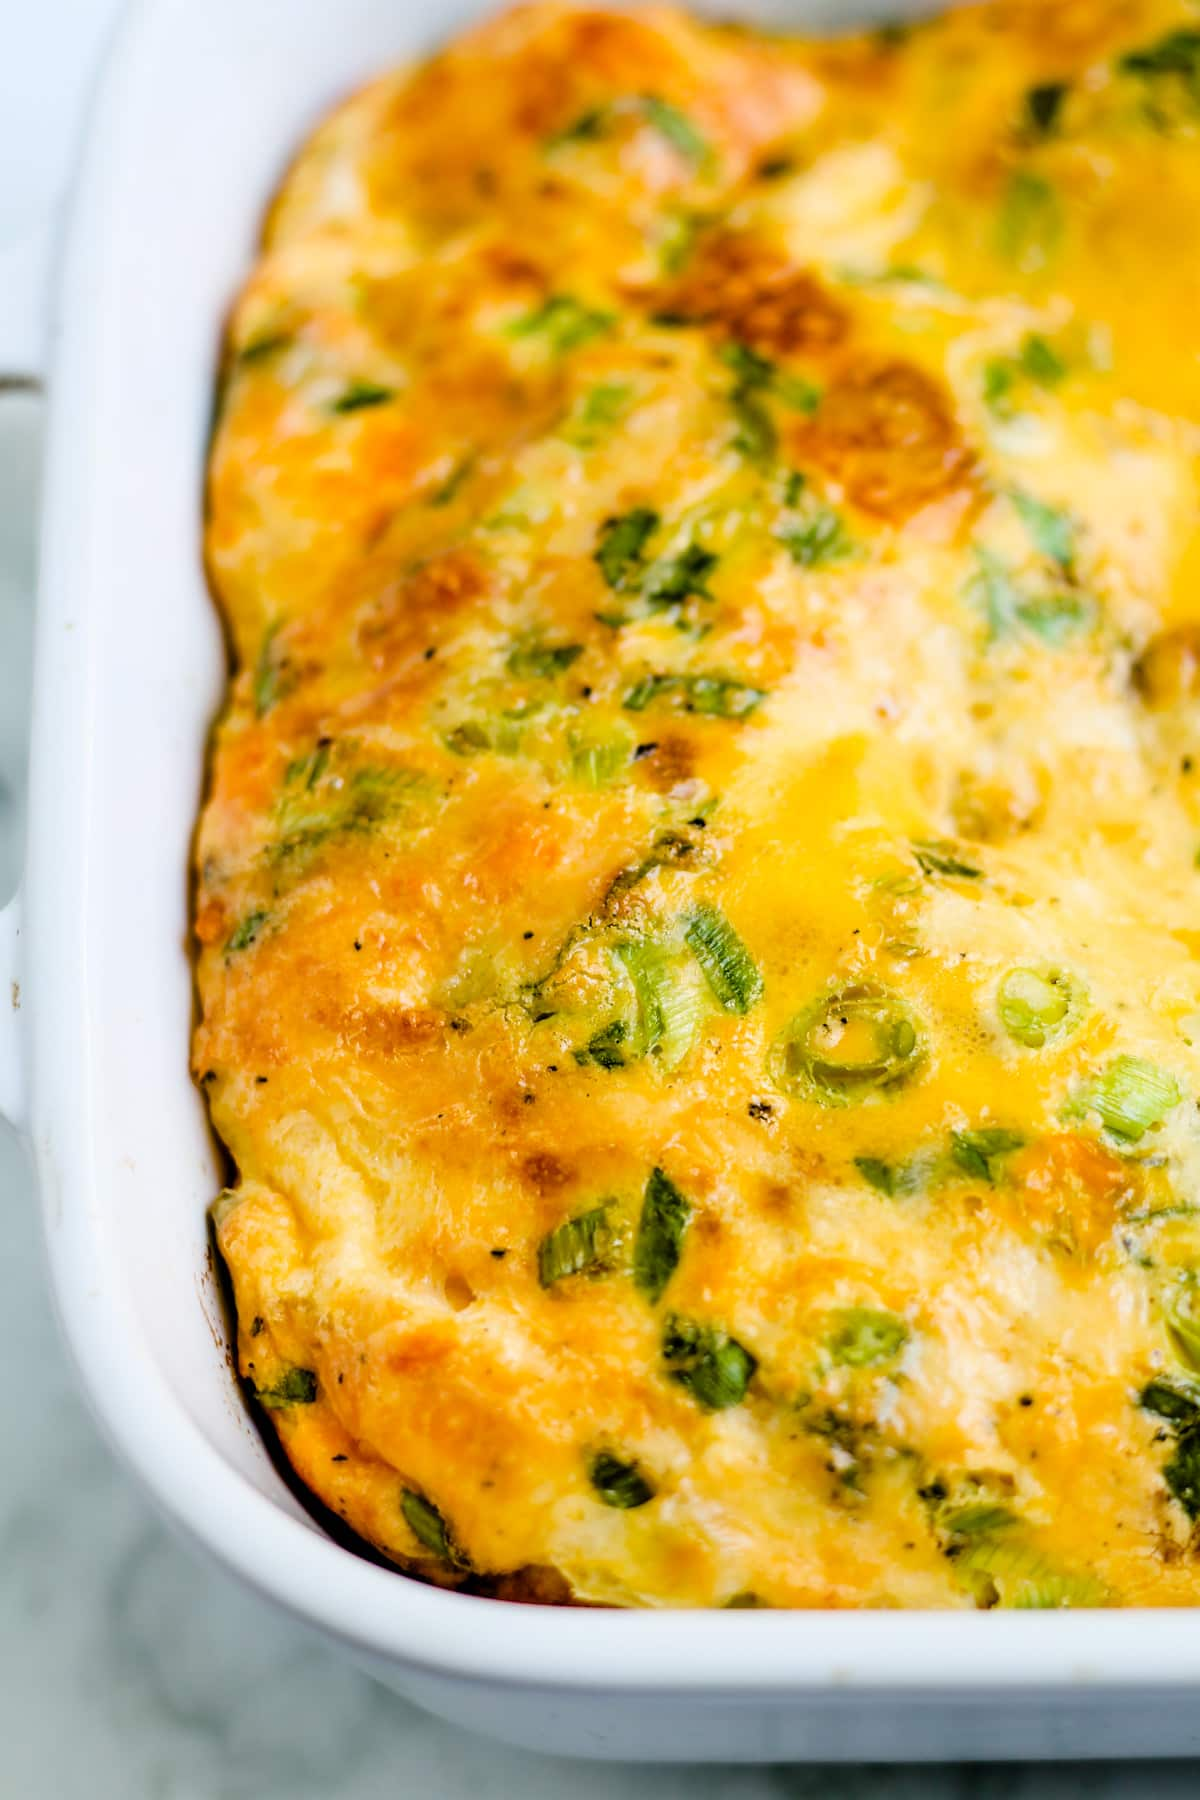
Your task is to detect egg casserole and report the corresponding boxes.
[196,0,1200,1608]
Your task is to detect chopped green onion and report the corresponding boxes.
[982,358,1016,417]
[1011,489,1075,572]
[623,672,765,718]
[226,909,269,954]
[951,1128,1025,1184]
[431,456,475,506]
[998,966,1080,1048]
[565,381,634,446]
[508,294,615,354]
[722,341,777,463]
[774,983,922,1106]
[1139,1391,1200,1526]
[1141,1376,1200,1427]
[662,1314,757,1411]
[285,743,331,790]
[955,1538,1107,1608]
[779,508,854,570]
[568,727,631,787]
[401,1488,468,1565]
[827,1307,908,1369]
[1072,1055,1183,1143]
[721,342,776,388]
[547,94,710,166]
[238,331,291,365]
[538,1205,615,1286]
[633,1167,692,1303]
[594,508,659,591]
[774,371,822,415]
[545,106,607,148]
[912,840,982,880]
[730,387,776,463]
[444,721,492,757]
[968,546,1023,639]
[1142,1379,1200,1519]
[331,381,394,414]
[1120,27,1200,79]
[996,170,1062,271]
[939,1502,1018,1537]
[854,1156,906,1197]
[252,621,287,718]
[1024,82,1067,136]
[1020,333,1067,385]
[643,543,718,609]
[588,1449,656,1509]
[639,95,710,165]
[574,1021,629,1070]
[254,1367,317,1407]
[1017,592,1091,644]
[1166,1434,1200,1519]
[685,904,763,1015]
[507,640,583,679]
[615,942,704,1068]
[1167,1295,1200,1374]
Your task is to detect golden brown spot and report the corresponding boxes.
[794,358,972,521]
[381,1322,457,1373]
[521,1151,574,1194]
[343,1005,445,1059]
[656,233,849,357]
[358,550,489,673]
[636,733,696,792]
[757,1180,795,1219]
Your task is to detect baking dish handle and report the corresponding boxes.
[0,221,50,1131]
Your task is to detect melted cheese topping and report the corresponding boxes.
[197,0,1200,1608]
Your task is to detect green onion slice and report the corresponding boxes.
[1167,1295,1200,1375]
[827,1307,908,1369]
[588,1450,657,1509]
[538,1205,615,1286]
[254,1366,317,1407]
[401,1488,468,1565]
[998,966,1081,1048]
[773,983,922,1105]
[684,904,762,1015]
[951,1128,1025,1184]
[662,1314,757,1411]
[633,1167,691,1303]
[1071,1055,1183,1143]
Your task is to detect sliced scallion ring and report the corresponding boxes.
[772,983,923,1105]
[997,966,1082,1049]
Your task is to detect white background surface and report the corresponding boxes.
[0,3,1192,1793]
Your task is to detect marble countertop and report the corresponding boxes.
[0,5,1193,1794]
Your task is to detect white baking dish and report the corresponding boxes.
[4,0,1200,1763]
